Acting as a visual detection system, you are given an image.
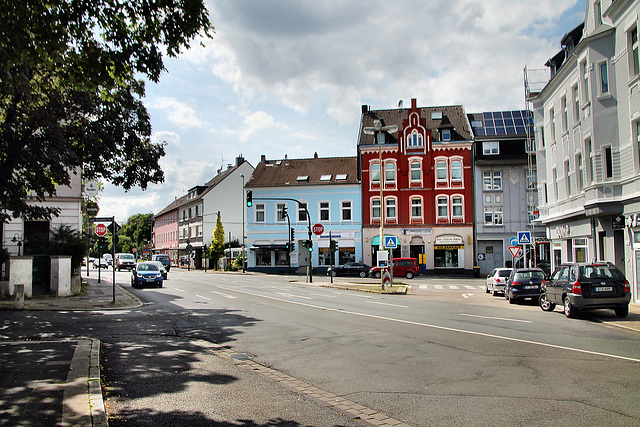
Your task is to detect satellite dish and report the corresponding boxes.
[397,100,403,108]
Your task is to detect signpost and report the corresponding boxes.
[94,223,107,237]
[85,201,99,217]
[509,246,522,258]
[383,236,397,249]
[518,231,531,267]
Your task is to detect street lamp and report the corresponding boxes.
[363,119,398,290]
[11,233,24,256]
[240,173,246,273]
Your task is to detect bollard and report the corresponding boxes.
[14,284,24,309]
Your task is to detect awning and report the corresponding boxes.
[250,244,288,250]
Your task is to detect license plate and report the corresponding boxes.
[525,285,538,289]
[595,286,613,292]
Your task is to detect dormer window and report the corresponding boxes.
[320,174,332,181]
[442,129,451,141]
[296,175,309,182]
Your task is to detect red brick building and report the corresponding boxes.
[358,98,474,273]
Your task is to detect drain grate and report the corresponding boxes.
[228,352,252,361]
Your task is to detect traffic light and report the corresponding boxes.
[290,242,295,252]
[98,237,105,250]
[330,239,338,252]
[282,206,287,218]
[306,239,313,252]
[246,190,252,207]
[290,229,295,241]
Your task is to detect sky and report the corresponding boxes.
[97,0,587,223]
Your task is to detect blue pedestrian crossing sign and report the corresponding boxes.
[384,236,398,248]
[517,231,532,245]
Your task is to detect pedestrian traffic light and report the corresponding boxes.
[246,190,252,207]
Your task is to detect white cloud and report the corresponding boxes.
[152,97,205,129]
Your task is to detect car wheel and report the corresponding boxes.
[563,296,576,318]
[539,293,556,312]
[359,271,367,278]
[374,271,381,279]
[405,271,414,279]
[614,304,629,318]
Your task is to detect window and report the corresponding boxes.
[484,207,493,224]
[320,202,330,222]
[577,153,584,192]
[630,26,639,77]
[436,160,448,182]
[409,131,423,147]
[604,146,613,178]
[372,199,381,220]
[595,1,602,27]
[586,137,594,182]
[452,196,463,218]
[371,163,380,184]
[437,197,448,218]
[484,207,502,225]
[432,111,443,120]
[550,107,556,143]
[298,203,307,222]
[572,84,580,122]
[581,60,590,102]
[385,162,396,183]
[552,168,558,200]
[411,198,422,219]
[483,171,502,191]
[561,95,568,132]
[451,160,462,182]
[276,203,286,222]
[336,173,347,180]
[410,162,421,182]
[441,129,451,141]
[320,174,332,181]
[341,201,352,221]
[385,198,396,219]
[482,141,499,155]
[255,203,265,223]
[636,121,640,170]
[599,61,609,95]
[565,160,572,197]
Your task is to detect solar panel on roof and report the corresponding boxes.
[483,112,492,120]
[516,126,526,134]
[506,127,516,134]
[486,120,494,127]
[475,128,486,136]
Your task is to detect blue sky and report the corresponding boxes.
[98,0,587,223]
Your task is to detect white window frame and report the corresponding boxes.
[409,160,422,184]
[436,159,448,183]
[255,203,265,223]
[482,141,499,155]
[565,159,572,197]
[371,198,381,221]
[451,195,463,219]
[581,59,590,103]
[319,201,330,222]
[370,162,380,185]
[572,84,580,123]
[410,197,423,221]
[450,158,463,183]
[409,130,423,147]
[384,161,396,184]
[341,200,352,222]
[437,196,448,220]
[385,197,397,220]
[483,171,502,191]
[561,95,568,133]
[629,25,639,79]
[598,60,609,96]
[276,203,287,223]
[298,202,307,223]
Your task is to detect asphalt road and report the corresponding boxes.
[2,269,639,426]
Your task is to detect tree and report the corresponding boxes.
[0,0,213,223]
[119,213,153,252]
[210,213,225,269]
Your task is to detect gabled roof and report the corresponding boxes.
[358,104,472,146]
[246,156,358,188]
[155,194,188,218]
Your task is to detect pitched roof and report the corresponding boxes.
[246,156,358,188]
[358,104,472,146]
[155,194,188,218]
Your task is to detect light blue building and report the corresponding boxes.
[245,154,362,274]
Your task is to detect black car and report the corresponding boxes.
[152,254,171,272]
[540,262,631,318]
[505,268,545,304]
[328,262,370,278]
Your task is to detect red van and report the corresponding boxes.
[369,258,419,279]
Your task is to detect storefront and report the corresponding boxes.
[548,218,593,270]
[249,242,289,273]
[434,235,464,270]
[626,212,640,304]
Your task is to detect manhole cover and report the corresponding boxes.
[229,352,252,361]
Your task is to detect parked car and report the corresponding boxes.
[103,253,113,266]
[505,268,546,304]
[536,261,551,275]
[131,262,164,288]
[485,268,512,296]
[92,257,108,269]
[147,260,168,279]
[369,258,419,279]
[328,262,371,278]
[152,254,171,272]
[115,253,136,271]
[540,262,631,318]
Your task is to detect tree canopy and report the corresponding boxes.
[0,0,213,223]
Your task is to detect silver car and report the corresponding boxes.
[485,268,512,296]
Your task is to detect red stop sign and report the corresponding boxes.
[312,223,324,235]
[95,223,107,237]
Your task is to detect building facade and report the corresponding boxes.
[358,99,474,274]
[469,111,548,275]
[531,0,640,302]
[245,155,362,273]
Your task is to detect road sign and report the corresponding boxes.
[312,223,324,235]
[84,181,99,197]
[85,201,99,217]
[509,246,522,258]
[384,236,398,248]
[518,231,531,245]
[477,253,485,261]
[509,236,519,247]
[94,223,107,237]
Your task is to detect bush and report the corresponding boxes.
[48,225,88,270]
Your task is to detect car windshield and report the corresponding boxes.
[120,254,134,259]
[580,265,624,280]
[138,264,159,272]
[515,270,545,280]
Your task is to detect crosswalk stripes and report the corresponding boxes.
[419,284,485,291]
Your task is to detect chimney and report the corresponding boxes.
[411,98,417,109]
[362,105,369,114]
[235,154,245,166]
[314,152,318,159]
[261,154,266,162]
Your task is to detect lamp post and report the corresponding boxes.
[11,233,23,256]
[363,119,397,290]
[240,173,246,273]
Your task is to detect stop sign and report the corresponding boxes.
[95,223,107,237]
[312,223,324,235]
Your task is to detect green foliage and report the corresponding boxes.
[48,224,88,270]
[119,213,153,251]
[210,213,225,269]
[0,0,213,223]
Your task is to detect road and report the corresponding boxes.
[2,269,640,426]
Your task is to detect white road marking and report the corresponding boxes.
[419,285,428,289]
[275,292,313,300]
[434,285,443,289]
[367,301,408,308]
[460,313,532,324]
[310,293,337,298]
[461,293,474,298]
[464,285,476,290]
[449,285,459,289]
[211,291,237,299]
[195,294,211,301]
[215,285,640,364]
[174,288,186,293]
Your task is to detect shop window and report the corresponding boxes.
[339,247,356,265]
[319,248,332,266]
[574,238,587,263]
[275,249,288,265]
[256,249,270,266]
